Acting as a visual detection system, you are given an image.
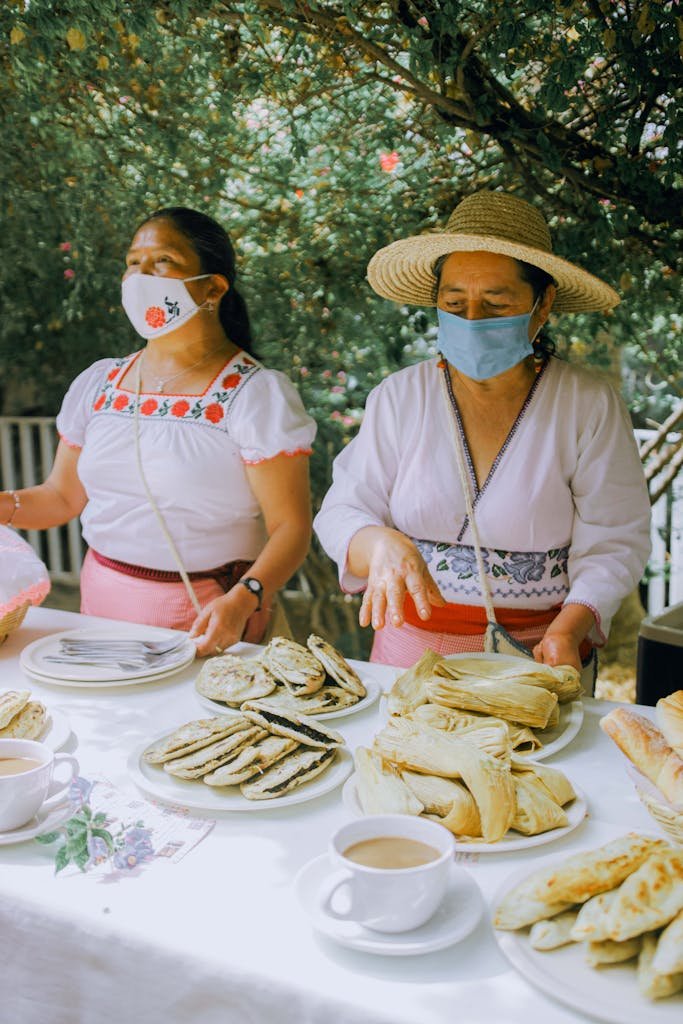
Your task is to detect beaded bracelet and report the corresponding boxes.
[3,490,20,526]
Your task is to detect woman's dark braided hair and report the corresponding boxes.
[432,253,557,364]
[138,207,256,357]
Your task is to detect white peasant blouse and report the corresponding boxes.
[314,356,651,642]
[56,349,316,571]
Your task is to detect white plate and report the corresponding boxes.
[523,700,584,761]
[20,626,195,687]
[342,773,588,853]
[492,857,683,1023]
[127,739,353,813]
[0,799,73,846]
[195,676,381,721]
[295,854,483,955]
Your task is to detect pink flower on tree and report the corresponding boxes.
[379,151,400,173]
[59,242,72,252]
[63,268,75,280]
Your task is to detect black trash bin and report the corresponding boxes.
[636,601,683,706]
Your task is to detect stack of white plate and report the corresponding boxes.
[20,624,196,688]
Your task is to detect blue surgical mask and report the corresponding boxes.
[437,300,540,381]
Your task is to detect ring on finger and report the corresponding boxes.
[214,644,224,654]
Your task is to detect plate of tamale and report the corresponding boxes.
[383,651,584,760]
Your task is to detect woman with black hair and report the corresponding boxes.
[1,208,315,655]
[315,191,650,679]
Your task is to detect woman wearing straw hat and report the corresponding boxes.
[314,191,651,675]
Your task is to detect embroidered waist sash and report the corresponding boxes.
[90,549,252,594]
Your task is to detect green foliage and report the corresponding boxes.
[1,0,680,506]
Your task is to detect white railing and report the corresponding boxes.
[0,417,85,583]
[0,417,681,611]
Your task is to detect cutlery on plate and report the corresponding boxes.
[59,637,187,656]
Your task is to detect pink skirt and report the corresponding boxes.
[80,549,224,630]
[370,619,546,669]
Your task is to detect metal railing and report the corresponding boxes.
[1,416,681,612]
[0,417,85,583]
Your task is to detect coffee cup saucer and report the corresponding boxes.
[294,853,483,956]
[0,799,73,846]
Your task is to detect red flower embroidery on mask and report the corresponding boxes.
[140,399,158,416]
[93,394,106,411]
[113,394,129,411]
[171,400,190,417]
[145,306,166,328]
[204,403,224,423]
[107,367,119,381]
[222,373,241,389]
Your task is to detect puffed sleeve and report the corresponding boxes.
[55,359,116,449]
[314,378,400,593]
[565,383,651,642]
[230,368,316,464]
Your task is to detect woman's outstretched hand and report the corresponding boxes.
[358,528,445,631]
[532,633,581,673]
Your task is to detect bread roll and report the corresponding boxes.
[657,691,683,758]
[599,707,683,805]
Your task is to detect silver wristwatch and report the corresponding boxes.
[240,576,263,611]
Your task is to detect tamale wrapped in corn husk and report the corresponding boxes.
[354,747,424,816]
[373,717,514,841]
[510,776,568,836]
[434,655,582,704]
[409,704,542,754]
[386,649,439,716]
[511,757,576,806]
[402,771,482,836]
[426,675,558,730]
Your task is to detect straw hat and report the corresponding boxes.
[367,191,620,312]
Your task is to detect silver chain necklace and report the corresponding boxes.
[143,346,225,393]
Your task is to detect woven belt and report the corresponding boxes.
[90,549,253,594]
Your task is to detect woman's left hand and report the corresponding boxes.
[532,633,581,673]
[189,586,263,656]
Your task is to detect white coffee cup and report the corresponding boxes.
[0,739,79,831]
[319,814,455,933]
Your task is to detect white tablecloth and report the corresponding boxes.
[0,608,661,1024]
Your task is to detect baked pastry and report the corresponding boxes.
[262,637,325,694]
[195,654,276,705]
[0,700,47,740]
[600,707,683,804]
[143,717,251,764]
[306,635,366,697]
[570,889,619,942]
[0,690,30,730]
[638,932,683,1000]
[242,701,344,749]
[653,909,683,975]
[240,746,337,800]
[163,726,267,779]
[585,936,642,966]
[607,847,683,941]
[203,734,298,786]
[529,911,578,950]
[657,691,683,758]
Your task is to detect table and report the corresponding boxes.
[0,607,664,1024]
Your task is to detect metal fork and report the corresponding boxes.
[59,636,187,657]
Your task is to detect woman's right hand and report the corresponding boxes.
[358,528,445,631]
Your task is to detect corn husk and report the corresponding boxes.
[511,757,576,807]
[427,675,558,730]
[511,776,568,836]
[402,771,482,836]
[434,655,581,703]
[386,648,438,716]
[354,747,423,816]
[409,704,542,754]
[373,717,514,841]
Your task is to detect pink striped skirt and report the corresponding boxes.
[80,549,224,630]
[370,619,546,669]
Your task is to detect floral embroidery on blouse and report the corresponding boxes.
[412,537,571,603]
[90,353,260,430]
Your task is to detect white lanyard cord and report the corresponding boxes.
[134,355,202,615]
[438,360,497,626]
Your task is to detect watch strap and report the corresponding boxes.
[240,576,263,612]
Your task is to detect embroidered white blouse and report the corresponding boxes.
[56,350,316,571]
[314,356,651,642]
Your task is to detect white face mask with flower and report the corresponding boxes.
[121,273,211,338]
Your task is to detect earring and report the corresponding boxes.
[205,301,215,313]
[532,339,544,374]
